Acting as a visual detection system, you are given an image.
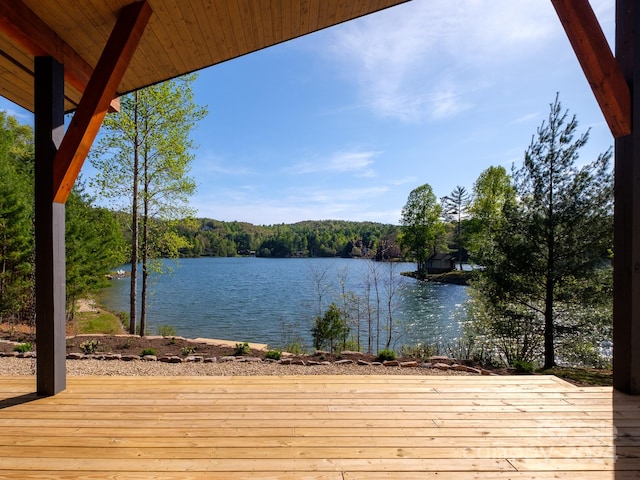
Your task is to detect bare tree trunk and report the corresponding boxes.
[128,92,140,335]
[140,197,148,337]
[139,130,150,337]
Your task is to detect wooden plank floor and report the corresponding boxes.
[0,374,638,479]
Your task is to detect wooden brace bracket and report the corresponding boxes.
[53,0,152,203]
[551,0,631,138]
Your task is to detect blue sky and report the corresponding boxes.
[1,0,616,226]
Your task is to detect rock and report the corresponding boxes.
[142,355,157,361]
[203,357,217,363]
[291,359,306,366]
[429,356,449,362]
[466,366,482,374]
[160,356,183,363]
[185,356,204,363]
[340,350,360,356]
[314,350,330,356]
[66,352,84,360]
[433,362,451,370]
[278,358,292,365]
[334,359,354,365]
[400,361,418,368]
[306,360,321,366]
[219,356,237,362]
[17,351,36,358]
[243,356,262,363]
[420,362,433,369]
[383,360,400,367]
[371,362,383,366]
[357,360,372,366]
[451,364,468,372]
[103,354,121,361]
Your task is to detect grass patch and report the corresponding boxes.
[538,367,612,387]
[71,310,124,335]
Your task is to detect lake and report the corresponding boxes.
[100,257,469,352]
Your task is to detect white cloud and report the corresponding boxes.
[291,150,380,176]
[192,184,395,225]
[327,1,568,122]
[193,151,257,176]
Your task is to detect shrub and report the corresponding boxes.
[265,350,282,360]
[311,303,350,353]
[513,359,535,373]
[375,349,396,362]
[13,342,33,353]
[181,346,197,356]
[140,348,157,357]
[157,324,177,337]
[400,343,437,360]
[284,340,305,355]
[80,339,100,354]
[234,342,251,356]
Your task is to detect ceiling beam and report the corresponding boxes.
[52,0,152,203]
[0,0,119,112]
[551,0,631,138]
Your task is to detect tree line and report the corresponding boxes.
[0,112,127,325]
[175,218,401,260]
[399,94,613,369]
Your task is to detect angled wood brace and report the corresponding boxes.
[53,0,152,203]
[551,0,631,138]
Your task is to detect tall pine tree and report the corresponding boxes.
[474,95,613,368]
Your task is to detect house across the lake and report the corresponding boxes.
[426,253,455,274]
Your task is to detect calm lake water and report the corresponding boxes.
[100,257,469,351]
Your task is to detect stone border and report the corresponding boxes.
[0,349,494,375]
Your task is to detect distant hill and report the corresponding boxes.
[174,218,403,259]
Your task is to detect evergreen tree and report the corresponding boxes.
[441,185,470,269]
[474,95,613,368]
[0,113,34,322]
[65,182,127,319]
[311,303,350,353]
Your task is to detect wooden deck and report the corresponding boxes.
[0,374,638,479]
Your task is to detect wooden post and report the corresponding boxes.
[34,56,66,396]
[613,0,640,395]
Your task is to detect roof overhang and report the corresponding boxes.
[0,0,410,114]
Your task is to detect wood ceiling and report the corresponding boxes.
[0,0,409,113]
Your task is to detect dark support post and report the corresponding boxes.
[614,0,640,395]
[34,57,66,396]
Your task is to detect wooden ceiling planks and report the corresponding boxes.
[0,0,410,113]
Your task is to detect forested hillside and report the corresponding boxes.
[175,218,402,259]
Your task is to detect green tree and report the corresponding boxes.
[91,74,207,335]
[441,185,470,270]
[311,303,350,353]
[65,182,127,319]
[473,95,613,368]
[399,183,444,274]
[0,113,34,322]
[467,166,515,264]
